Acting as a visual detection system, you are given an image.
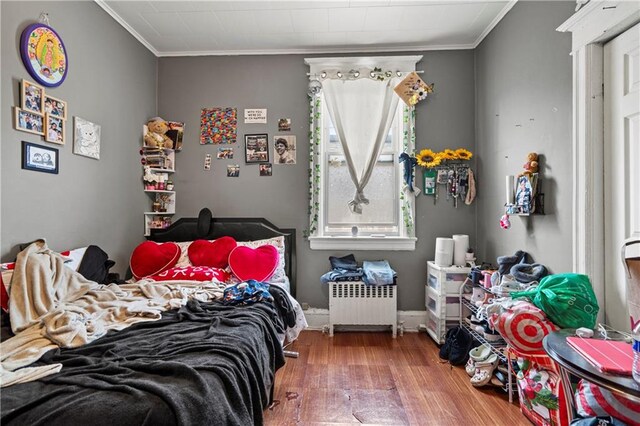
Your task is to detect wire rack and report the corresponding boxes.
[459,283,517,402]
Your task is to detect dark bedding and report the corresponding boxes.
[1,300,286,426]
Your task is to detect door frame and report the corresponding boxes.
[557,1,640,321]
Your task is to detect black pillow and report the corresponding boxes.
[329,254,358,271]
[77,245,115,284]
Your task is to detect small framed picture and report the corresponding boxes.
[21,79,45,114]
[217,147,234,159]
[15,107,44,135]
[73,116,101,160]
[22,141,59,174]
[244,133,269,164]
[45,114,65,144]
[274,135,296,164]
[227,164,240,177]
[278,118,291,131]
[259,163,272,177]
[44,94,67,119]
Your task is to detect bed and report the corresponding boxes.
[0,209,303,426]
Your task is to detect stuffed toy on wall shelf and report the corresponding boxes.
[519,152,539,177]
[144,117,173,149]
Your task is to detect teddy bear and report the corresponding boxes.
[144,117,173,149]
[520,152,539,177]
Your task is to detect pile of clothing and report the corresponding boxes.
[320,254,396,286]
[491,250,548,296]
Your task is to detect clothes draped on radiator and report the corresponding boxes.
[320,254,396,285]
[320,253,365,284]
[362,260,397,286]
[320,268,364,284]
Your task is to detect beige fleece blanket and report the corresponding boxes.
[1,240,226,387]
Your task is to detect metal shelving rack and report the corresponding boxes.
[459,280,516,403]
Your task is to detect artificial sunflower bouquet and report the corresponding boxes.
[416,148,473,169]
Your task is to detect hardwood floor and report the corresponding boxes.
[264,330,530,426]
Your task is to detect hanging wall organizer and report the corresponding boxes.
[416,148,476,207]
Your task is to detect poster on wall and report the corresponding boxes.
[20,23,68,87]
[200,107,237,144]
[73,116,101,160]
[244,108,267,124]
[274,135,296,164]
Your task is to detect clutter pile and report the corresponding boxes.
[451,249,640,426]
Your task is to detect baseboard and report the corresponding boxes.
[302,309,427,333]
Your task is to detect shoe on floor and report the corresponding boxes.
[465,357,476,376]
[470,353,499,387]
[469,343,492,362]
[490,371,507,387]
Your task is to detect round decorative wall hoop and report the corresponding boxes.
[20,23,68,87]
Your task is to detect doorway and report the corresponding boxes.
[604,23,640,331]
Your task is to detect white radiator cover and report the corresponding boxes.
[329,282,397,337]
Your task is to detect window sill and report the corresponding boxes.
[309,236,416,251]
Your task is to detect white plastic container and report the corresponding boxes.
[435,237,454,267]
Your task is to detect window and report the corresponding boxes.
[323,103,401,236]
[305,56,420,251]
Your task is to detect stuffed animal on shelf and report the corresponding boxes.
[144,117,173,149]
[520,152,539,177]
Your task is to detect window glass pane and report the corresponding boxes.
[326,117,392,152]
[326,154,396,227]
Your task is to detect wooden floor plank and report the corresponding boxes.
[264,331,529,425]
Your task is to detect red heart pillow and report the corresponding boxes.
[130,241,180,280]
[228,245,279,282]
[188,237,237,268]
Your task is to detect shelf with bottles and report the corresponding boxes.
[144,214,174,237]
[145,192,175,215]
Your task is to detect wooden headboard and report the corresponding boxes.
[148,209,296,296]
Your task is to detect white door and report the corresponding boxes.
[604,23,640,331]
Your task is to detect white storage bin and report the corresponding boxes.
[427,261,470,295]
[425,310,459,344]
[425,287,463,318]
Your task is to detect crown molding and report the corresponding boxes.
[158,43,473,57]
[472,0,518,48]
[94,0,159,57]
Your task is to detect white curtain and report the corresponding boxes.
[323,77,400,214]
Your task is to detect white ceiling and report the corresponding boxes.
[96,0,517,57]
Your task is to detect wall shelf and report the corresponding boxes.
[141,146,178,235]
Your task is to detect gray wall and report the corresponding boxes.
[474,1,574,272]
[1,1,157,275]
[158,51,476,310]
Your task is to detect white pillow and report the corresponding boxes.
[174,241,193,268]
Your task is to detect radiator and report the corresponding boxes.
[329,281,397,337]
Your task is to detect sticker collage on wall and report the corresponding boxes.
[199,106,296,177]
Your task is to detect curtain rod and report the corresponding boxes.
[306,70,424,77]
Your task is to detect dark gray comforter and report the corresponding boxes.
[1,300,286,426]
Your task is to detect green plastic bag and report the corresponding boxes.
[511,273,599,329]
